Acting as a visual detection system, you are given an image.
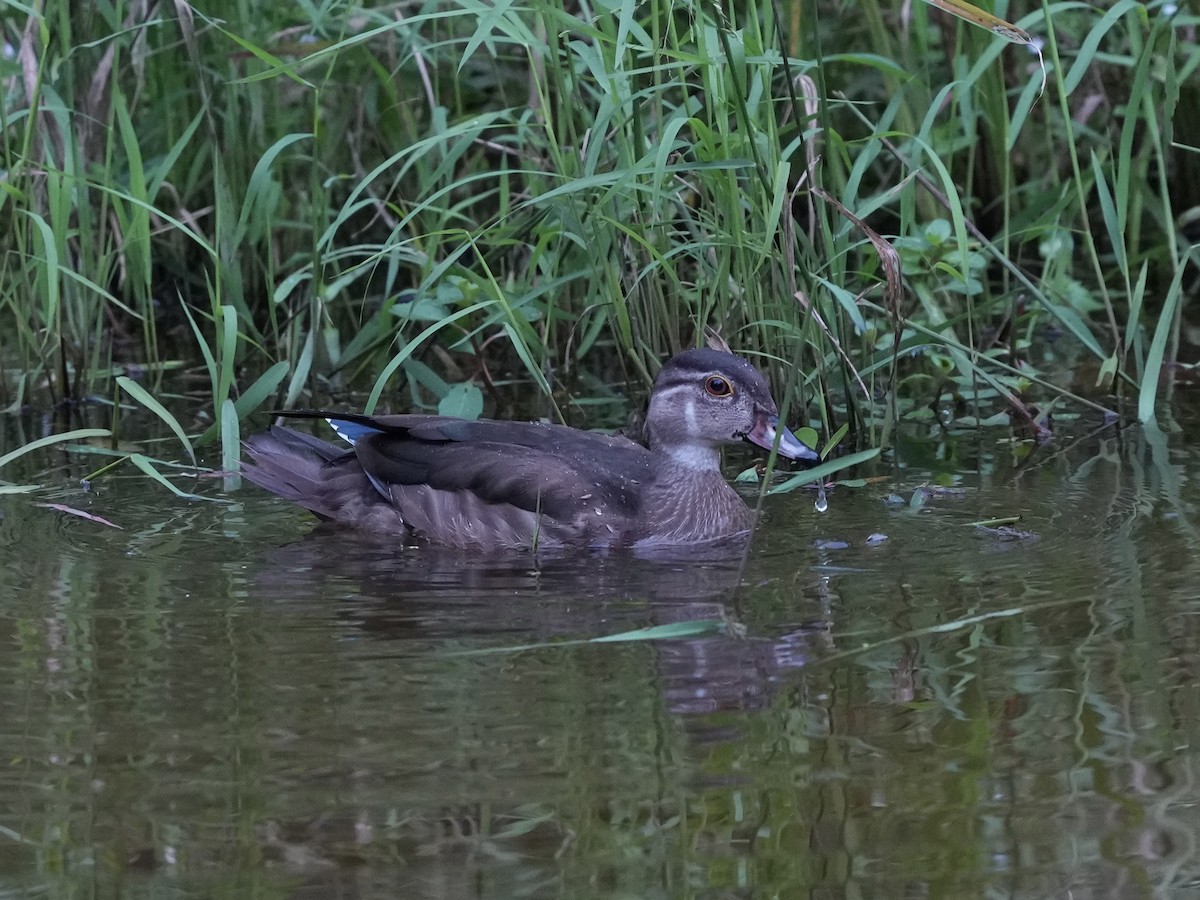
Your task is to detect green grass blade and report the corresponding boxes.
[116,376,196,464]
[220,398,240,474]
[769,448,882,495]
[235,361,290,416]
[1089,151,1126,275]
[216,305,238,407]
[0,428,112,471]
[363,299,495,414]
[1138,254,1193,423]
[128,453,220,502]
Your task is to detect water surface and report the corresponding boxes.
[2,411,1199,898]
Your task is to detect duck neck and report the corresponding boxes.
[645,393,724,473]
[652,440,723,473]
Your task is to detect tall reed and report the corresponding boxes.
[1,0,1196,482]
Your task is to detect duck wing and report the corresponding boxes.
[272,412,657,546]
[356,416,652,519]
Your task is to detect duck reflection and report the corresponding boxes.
[248,526,831,717]
[236,528,831,894]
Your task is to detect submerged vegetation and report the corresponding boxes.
[0,0,1197,485]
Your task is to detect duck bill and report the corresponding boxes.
[747,413,819,462]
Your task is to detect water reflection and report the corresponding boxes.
[3,415,1200,897]
[251,528,835,718]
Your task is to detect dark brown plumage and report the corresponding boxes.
[241,349,816,549]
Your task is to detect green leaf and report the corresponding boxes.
[128,454,222,502]
[770,447,882,494]
[1090,151,1126,274]
[1138,257,1192,423]
[920,0,1033,43]
[180,297,218,399]
[438,382,484,420]
[237,133,311,245]
[116,376,196,464]
[444,618,726,657]
[235,361,290,417]
[0,483,41,494]
[285,330,315,409]
[589,619,725,642]
[1097,354,1118,389]
[0,428,111,471]
[395,298,452,322]
[364,299,495,414]
[822,423,849,458]
[216,304,238,407]
[220,399,240,474]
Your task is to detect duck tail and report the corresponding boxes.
[240,426,351,519]
[241,426,408,535]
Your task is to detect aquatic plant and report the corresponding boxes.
[0,0,1196,485]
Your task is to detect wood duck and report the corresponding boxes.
[241,348,817,550]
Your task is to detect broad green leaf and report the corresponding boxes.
[437,382,484,420]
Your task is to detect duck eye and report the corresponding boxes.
[704,375,733,398]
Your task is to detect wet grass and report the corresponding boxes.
[1,0,1198,487]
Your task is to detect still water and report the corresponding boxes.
[2,411,1199,898]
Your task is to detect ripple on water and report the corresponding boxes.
[4,421,1200,897]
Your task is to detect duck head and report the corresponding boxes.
[644,348,819,471]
